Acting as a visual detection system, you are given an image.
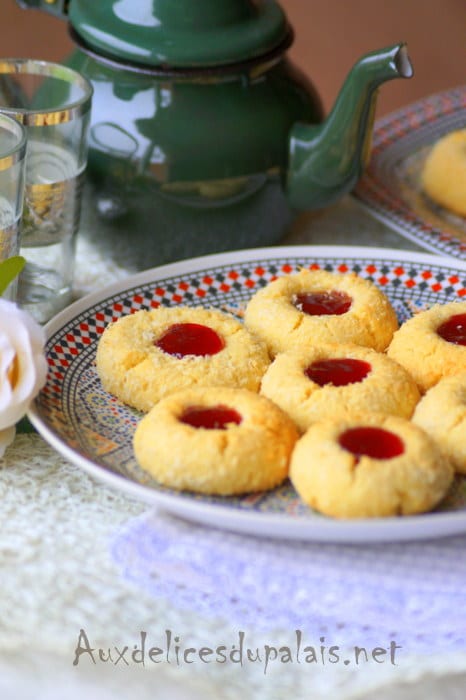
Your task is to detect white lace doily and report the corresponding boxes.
[2,435,466,699]
[112,509,466,653]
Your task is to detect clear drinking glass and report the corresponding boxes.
[0,59,93,322]
[0,113,26,301]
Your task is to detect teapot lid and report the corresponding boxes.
[68,0,292,69]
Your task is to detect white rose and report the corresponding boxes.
[0,299,47,457]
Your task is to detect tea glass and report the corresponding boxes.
[0,59,92,322]
[0,113,27,301]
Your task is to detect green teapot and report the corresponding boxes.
[18,0,413,269]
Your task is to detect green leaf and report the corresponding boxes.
[0,256,26,296]
[16,415,37,434]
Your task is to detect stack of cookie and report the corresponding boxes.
[96,266,466,518]
[96,304,298,496]
[244,269,456,518]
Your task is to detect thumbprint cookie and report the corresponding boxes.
[413,372,466,474]
[290,413,453,518]
[96,306,270,412]
[133,387,299,495]
[244,269,398,356]
[421,129,466,218]
[387,301,466,392]
[260,342,420,432]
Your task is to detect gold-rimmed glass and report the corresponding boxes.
[0,112,27,301]
[0,58,93,322]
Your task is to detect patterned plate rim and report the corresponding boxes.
[28,244,466,543]
[353,85,466,259]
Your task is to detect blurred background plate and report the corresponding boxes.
[353,86,466,259]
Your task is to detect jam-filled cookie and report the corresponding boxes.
[413,371,466,474]
[387,301,466,393]
[421,129,466,218]
[133,387,299,495]
[244,269,398,356]
[260,342,420,432]
[290,413,453,518]
[96,306,270,412]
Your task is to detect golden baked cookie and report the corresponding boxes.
[244,269,398,356]
[133,387,299,495]
[421,129,466,218]
[96,306,270,412]
[260,342,420,432]
[413,371,466,474]
[290,413,453,518]
[387,301,466,393]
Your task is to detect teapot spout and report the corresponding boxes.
[286,43,413,210]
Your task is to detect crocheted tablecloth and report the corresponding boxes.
[2,197,466,699]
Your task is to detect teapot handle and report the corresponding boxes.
[16,0,69,19]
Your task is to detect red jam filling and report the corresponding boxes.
[180,405,242,430]
[437,313,466,346]
[156,323,224,357]
[305,358,371,386]
[339,426,405,460]
[293,290,352,316]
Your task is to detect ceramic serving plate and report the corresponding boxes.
[29,245,466,543]
[354,86,466,259]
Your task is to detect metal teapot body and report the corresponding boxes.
[17,0,412,269]
[67,48,323,267]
